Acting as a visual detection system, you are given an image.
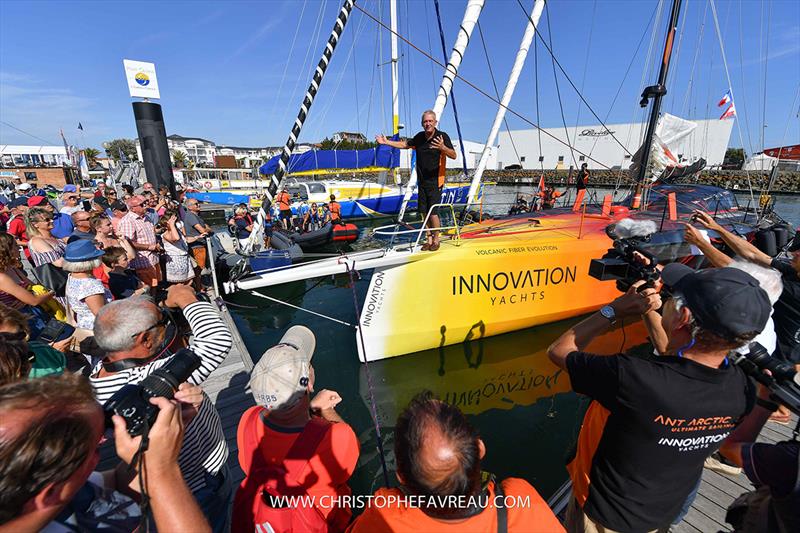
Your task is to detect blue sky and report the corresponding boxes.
[1,0,798,157]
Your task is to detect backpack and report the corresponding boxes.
[232,407,332,533]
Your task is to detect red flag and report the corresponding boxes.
[720,103,736,120]
[537,174,545,193]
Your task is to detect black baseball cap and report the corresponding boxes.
[661,264,771,339]
[93,196,110,209]
[110,200,128,211]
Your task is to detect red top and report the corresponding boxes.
[276,192,291,211]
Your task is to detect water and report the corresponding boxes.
[223,184,798,501]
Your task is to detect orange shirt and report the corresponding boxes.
[346,478,564,533]
[276,192,291,211]
[236,407,360,528]
[329,201,342,221]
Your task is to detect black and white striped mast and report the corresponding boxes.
[243,0,356,254]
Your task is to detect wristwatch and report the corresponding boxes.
[599,305,617,324]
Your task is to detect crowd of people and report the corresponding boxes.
[227,191,343,243]
[1,165,799,533]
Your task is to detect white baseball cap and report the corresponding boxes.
[249,326,315,411]
[15,183,32,191]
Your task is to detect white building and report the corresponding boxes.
[216,145,281,168]
[0,145,69,167]
[398,139,498,171]
[496,118,734,171]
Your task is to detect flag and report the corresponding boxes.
[717,90,732,107]
[537,174,545,193]
[118,148,128,163]
[79,151,90,180]
[77,122,83,131]
[720,103,737,120]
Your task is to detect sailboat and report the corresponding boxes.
[225,0,790,362]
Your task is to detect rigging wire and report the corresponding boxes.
[761,0,772,153]
[351,1,623,171]
[513,0,634,157]
[278,0,328,132]
[544,3,578,170]
[0,120,58,146]
[679,0,708,118]
[424,0,439,100]
[589,2,659,159]
[665,0,689,112]
[269,0,309,127]
[534,27,544,177]
[432,0,471,179]
[570,0,597,148]
[709,0,757,212]
[736,0,755,156]
[477,20,522,167]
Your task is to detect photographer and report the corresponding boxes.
[688,210,800,364]
[90,284,233,532]
[548,265,771,532]
[0,374,210,532]
[718,382,799,532]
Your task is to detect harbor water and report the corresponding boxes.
[222,184,799,500]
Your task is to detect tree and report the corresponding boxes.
[723,148,745,170]
[83,148,100,167]
[104,138,138,162]
[172,150,188,168]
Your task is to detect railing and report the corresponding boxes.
[372,203,462,249]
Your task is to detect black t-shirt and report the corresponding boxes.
[108,270,141,300]
[566,351,754,531]
[742,440,800,532]
[770,258,800,363]
[406,129,453,185]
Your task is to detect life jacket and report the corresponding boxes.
[277,192,291,211]
[232,407,332,533]
[329,201,342,222]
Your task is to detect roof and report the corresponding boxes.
[0,145,68,155]
[166,134,215,145]
[216,145,282,152]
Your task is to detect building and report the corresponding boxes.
[398,139,498,171]
[216,144,281,168]
[0,145,70,167]
[0,167,74,188]
[332,131,367,144]
[496,118,734,171]
[135,134,216,166]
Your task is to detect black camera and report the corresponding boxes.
[589,234,660,292]
[103,349,202,436]
[731,343,800,417]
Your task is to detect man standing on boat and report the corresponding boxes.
[376,110,456,251]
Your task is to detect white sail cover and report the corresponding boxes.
[629,113,697,182]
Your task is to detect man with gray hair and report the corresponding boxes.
[376,110,456,251]
[90,284,233,532]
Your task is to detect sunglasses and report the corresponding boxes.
[131,312,169,338]
[66,196,78,200]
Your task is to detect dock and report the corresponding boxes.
[205,296,798,531]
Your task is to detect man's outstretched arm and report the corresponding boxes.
[692,211,772,267]
[375,134,409,149]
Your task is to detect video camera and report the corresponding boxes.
[103,349,202,436]
[730,343,800,417]
[589,219,660,292]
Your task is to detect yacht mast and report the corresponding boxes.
[465,0,546,211]
[397,0,485,222]
[242,0,356,254]
[390,0,401,184]
[634,0,683,209]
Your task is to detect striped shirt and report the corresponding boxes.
[117,211,158,269]
[90,301,233,492]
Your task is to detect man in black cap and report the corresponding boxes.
[548,265,771,533]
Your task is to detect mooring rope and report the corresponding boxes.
[249,290,355,327]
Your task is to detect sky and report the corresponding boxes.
[1,0,798,158]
